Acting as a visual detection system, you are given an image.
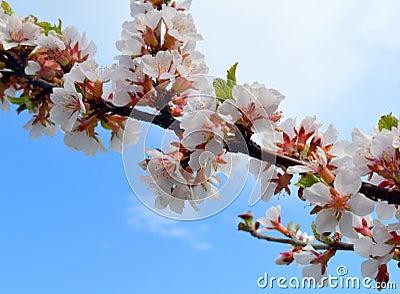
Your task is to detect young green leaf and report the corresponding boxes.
[295,173,322,189]
[8,96,25,105]
[213,78,232,102]
[8,96,35,114]
[1,1,13,15]
[212,63,239,103]
[35,18,63,35]
[378,113,399,131]
[227,62,238,84]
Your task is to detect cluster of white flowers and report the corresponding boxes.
[0,6,112,153]
[139,147,221,214]
[116,1,230,210]
[0,5,143,156]
[2,0,400,286]
[50,59,141,155]
[257,117,400,284]
[0,11,40,111]
[110,0,208,109]
[219,82,285,133]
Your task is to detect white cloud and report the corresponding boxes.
[127,203,212,251]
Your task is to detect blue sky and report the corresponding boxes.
[1,1,400,293]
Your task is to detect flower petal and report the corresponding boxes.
[348,193,375,216]
[303,182,331,206]
[338,211,359,238]
[354,236,373,258]
[334,170,361,195]
[361,260,378,279]
[315,209,337,234]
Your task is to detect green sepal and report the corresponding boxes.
[101,120,111,131]
[238,211,254,232]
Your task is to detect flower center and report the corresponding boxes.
[10,29,24,42]
[326,188,350,218]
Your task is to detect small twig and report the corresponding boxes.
[249,230,354,251]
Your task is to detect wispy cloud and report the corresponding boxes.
[127,203,212,251]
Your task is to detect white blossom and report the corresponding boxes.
[64,124,106,156]
[303,170,375,236]
[23,118,56,139]
[50,82,85,132]
[110,118,140,153]
[141,50,178,80]
[0,14,41,50]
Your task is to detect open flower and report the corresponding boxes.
[0,86,15,112]
[162,6,201,44]
[23,117,56,139]
[50,81,85,132]
[248,158,278,202]
[293,244,333,286]
[109,117,140,153]
[139,147,220,214]
[354,220,396,283]
[0,14,41,50]
[219,82,284,133]
[64,121,106,156]
[304,170,375,237]
[141,50,179,80]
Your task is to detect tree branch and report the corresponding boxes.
[100,101,183,132]
[230,138,400,205]
[103,102,400,205]
[249,229,354,251]
[4,60,399,204]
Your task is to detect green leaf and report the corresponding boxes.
[16,104,27,114]
[295,173,322,189]
[56,19,63,33]
[226,62,238,84]
[24,97,35,111]
[8,96,35,114]
[213,78,232,102]
[213,63,239,103]
[378,113,399,132]
[35,18,63,35]
[8,96,25,105]
[1,1,13,15]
